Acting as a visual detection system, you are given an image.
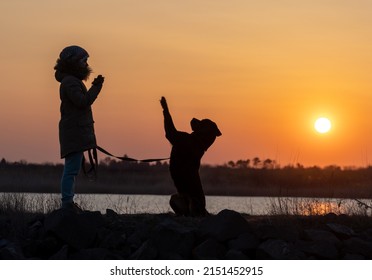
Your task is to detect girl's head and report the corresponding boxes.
[54,45,92,80]
[59,45,89,61]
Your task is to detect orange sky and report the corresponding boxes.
[1,0,372,167]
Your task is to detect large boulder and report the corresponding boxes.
[193,238,226,259]
[44,209,104,249]
[296,240,339,259]
[149,218,196,259]
[199,209,252,242]
[257,239,305,260]
[326,223,355,239]
[129,218,196,260]
[343,237,372,258]
[228,232,259,256]
[302,229,340,245]
[0,239,24,260]
[130,240,158,260]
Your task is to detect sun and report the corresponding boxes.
[314,117,331,133]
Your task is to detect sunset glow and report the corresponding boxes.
[1,1,372,167]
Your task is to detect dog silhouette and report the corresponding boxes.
[160,96,221,217]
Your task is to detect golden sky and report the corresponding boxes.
[1,0,372,167]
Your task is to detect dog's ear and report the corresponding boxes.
[201,119,222,137]
[192,118,222,136]
[190,118,201,132]
[209,121,222,137]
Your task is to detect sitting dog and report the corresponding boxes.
[160,96,222,217]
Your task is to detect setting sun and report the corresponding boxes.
[314,117,332,134]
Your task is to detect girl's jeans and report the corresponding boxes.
[61,151,83,206]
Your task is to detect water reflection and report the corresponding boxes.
[0,192,371,216]
[267,197,372,216]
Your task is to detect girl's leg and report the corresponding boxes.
[60,151,83,207]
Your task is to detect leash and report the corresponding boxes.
[82,145,169,180]
[95,145,169,163]
[81,148,98,180]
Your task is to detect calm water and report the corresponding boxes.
[72,194,371,215]
[4,192,371,216]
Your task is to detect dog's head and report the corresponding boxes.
[190,118,222,137]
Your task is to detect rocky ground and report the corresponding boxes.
[1,208,372,260]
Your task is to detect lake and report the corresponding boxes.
[3,192,370,216]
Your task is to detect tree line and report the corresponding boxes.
[1,156,372,198]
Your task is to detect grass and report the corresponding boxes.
[0,192,172,215]
[0,192,60,215]
[267,197,372,216]
[0,192,371,217]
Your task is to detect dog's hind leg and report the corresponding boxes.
[170,193,190,216]
[189,194,208,217]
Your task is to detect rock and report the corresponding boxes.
[342,253,365,260]
[98,231,126,250]
[27,220,44,239]
[360,228,372,242]
[150,218,195,259]
[23,236,62,259]
[257,239,305,260]
[70,248,122,260]
[324,212,338,220]
[0,247,22,260]
[228,232,259,255]
[130,240,158,260]
[199,209,252,242]
[44,209,104,249]
[0,218,11,237]
[0,240,24,260]
[49,245,69,260]
[0,238,11,248]
[127,232,144,250]
[303,229,340,245]
[343,237,372,258]
[296,240,339,259]
[106,209,120,219]
[193,238,226,259]
[256,224,280,240]
[225,249,249,260]
[2,209,372,260]
[256,223,299,242]
[326,223,355,239]
[125,218,155,249]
